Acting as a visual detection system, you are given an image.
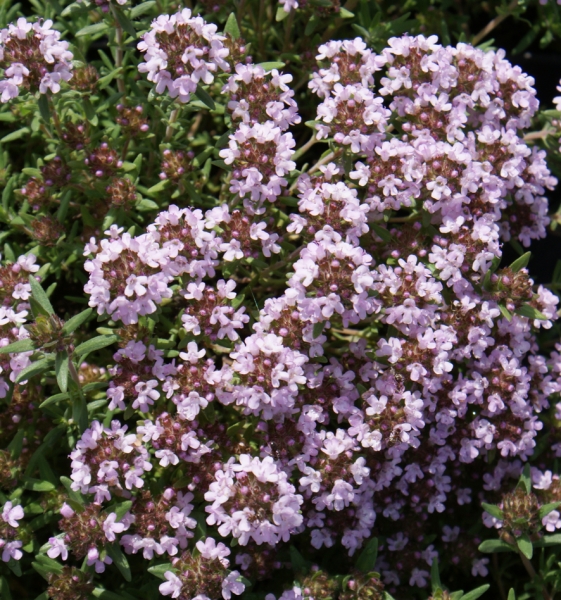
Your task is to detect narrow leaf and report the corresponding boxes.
[510,251,531,272]
[507,589,516,600]
[114,500,133,521]
[258,61,286,70]
[517,533,533,560]
[481,502,504,520]
[39,392,70,408]
[29,276,55,315]
[430,557,441,591]
[515,304,548,320]
[23,477,55,492]
[74,334,119,357]
[61,308,93,335]
[498,304,512,322]
[130,1,156,18]
[15,357,54,384]
[356,537,378,574]
[276,6,289,21]
[534,533,561,547]
[312,322,325,339]
[224,13,241,39]
[37,94,51,122]
[539,501,561,520]
[460,585,490,600]
[106,543,132,581]
[113,6,137,37]
[147,563,175,580]
[0,339,35,354]
[75,22,108,37]
[478,539,515,553]
[519,464,532,494]
[55,351,69,393]
[194,85,216,110]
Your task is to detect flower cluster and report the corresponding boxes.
[138,8,229,103]
[220,63,298,213]
[0,17,73,102]
[0,501,24,562]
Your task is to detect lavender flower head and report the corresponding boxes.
[137,8,230,103]
[0,18,73,102]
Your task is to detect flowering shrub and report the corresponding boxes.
[1,1,561,599]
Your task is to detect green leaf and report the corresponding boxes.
[37,94,51,123]
[481,502,504,520]
[224,12,241,39]
[137,198,159,210]
[29,275,55,315]
[32,561,54,581]
[510,251,531,272]
[0,339,35,354]
[430,557,441,592]
[1,127,30,143]
[289,545,308,573]
[74,334,119,358]
[258,61,286,70]
[23,477,55,492]
[61,308,93,335]
[55,351,69,393]
[60,475,84,506]
[371,223,392,243]
[0,575,12,600]
[194,85,216,110]
[113,6,137,37]
[83,97,98,125]
[15,356,54,384]
[276,5,289,20]
[7,558,21,577]
[184,181,202,204]
[507,589,516,600]
[148,563,174,580]
[356,537,378,574]
[7,430,24,459]
[71,383,88,433]
[76,22,109,37]
[517,533,533,560]
[145,179,169,196]
[478,539,515,553]
[113,500,133,521]
[460,585,490,600]
[312,322,325,339]
[130,1,156,18]
[498,304,512,322]
[534,533,561,547]
[539,501,561,520]
[339,7,355,17]
[106,543,131,581]
[515,304,548,321]
[39,392,70,409]
[92,589,133,600]
[519,464,532,494]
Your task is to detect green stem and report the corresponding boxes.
[111,7,126,95]
[47,93,64,140]
[292,134,319,161]
[471,0,518,46]
[258,0,266,58]
[165,108,179,142]
[282,9,295,54]
[517,550,551,600]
